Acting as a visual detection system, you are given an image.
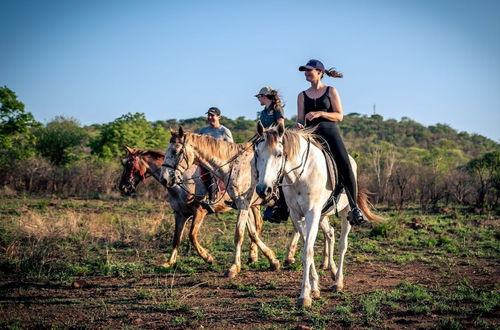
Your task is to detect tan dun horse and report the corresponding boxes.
[161,127,281,278]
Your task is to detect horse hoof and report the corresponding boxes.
[246,257,258,265]
[162,262,173,268]
[333,284,344,292]
[297,297,312,308]
[320,263,328,270]
[311,290,321,298]
[225,270,238,279]
[206,256,215,264]
[270,260,281,271]
[284,259,295,267]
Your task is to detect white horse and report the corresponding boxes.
[254,122,382,307]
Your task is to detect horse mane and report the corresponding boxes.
[264,127,324,160]
[185,132,251,161]
[132,149,165,160]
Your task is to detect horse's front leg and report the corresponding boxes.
[334,208,351,292]
[285,220,301,266]
[163,213,189,268]
[247,206,261,264]
[188,206,215,264]
[245,207,280,272]
[225,208,249,278]
[319,216,336,275]
[298,209,321,308]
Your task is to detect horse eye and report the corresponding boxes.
[276,152,282,158]
[172,150,177,155]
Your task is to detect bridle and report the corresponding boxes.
[255,134,311,194]
[123,154,160,183]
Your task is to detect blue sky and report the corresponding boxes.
[1,0,499,141]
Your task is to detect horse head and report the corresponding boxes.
[161,126,195,188]
[254,121,286,200]
[119,146,148,195]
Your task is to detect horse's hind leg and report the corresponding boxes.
[189,207,215,264]
[163,213,189,268]
[334,208,351,292]
[247,206,261,264]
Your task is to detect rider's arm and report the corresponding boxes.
[296,92,305,128]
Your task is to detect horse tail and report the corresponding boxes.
[357,187,384,221]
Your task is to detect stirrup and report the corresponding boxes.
[347,207,367,226]
[200,201,215,214]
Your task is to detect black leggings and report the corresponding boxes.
[313,122,358,208]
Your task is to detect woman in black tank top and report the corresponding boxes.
[296,59,367,226]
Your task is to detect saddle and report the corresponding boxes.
[315,138,344,216]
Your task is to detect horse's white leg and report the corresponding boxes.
[225,208,248,278]
[245,210,280,271]
[247,206,261,264]
[334,208,351,292]
[285,231,300,266]
[319,216,334,270]
[298,210,321,308]
[163,213,189,268]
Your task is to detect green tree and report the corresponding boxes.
[35,116,88,165]
[0,86,40,162]
[89,112,170,159]
[466,150,500,208]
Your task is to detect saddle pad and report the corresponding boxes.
[320,147,342,216]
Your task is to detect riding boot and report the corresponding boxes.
[201,175,217,214]
[263,185,289,223]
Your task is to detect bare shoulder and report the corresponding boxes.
[329,86,340,98]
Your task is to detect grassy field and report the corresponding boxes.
[0,195,498,329]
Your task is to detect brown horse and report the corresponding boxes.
[118,146,263,267]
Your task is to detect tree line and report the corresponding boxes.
[1,86,498,210]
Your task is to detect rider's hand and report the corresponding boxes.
[295,122,304,129]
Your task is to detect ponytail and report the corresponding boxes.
[324,67,343,78]
[267,89,284,111]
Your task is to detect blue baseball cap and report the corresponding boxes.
[299,59,325,72]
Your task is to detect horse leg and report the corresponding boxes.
[298,210,321,308]
[245,209,280,272]
[285,220,301,266]
[225,208,248,278]
[163,213,189,268]
[319,216,334,270]
[189,206,215,264]
[334,208,351,292]
[247,206,261,264]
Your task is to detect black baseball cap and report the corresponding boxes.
[206,107,221,116]
[299,59,325,72]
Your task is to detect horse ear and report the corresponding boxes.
[277,121,285,137]
[125,146,135,154]
[257,121,264,136]
[178,126,184,137]
[169,128,175,135]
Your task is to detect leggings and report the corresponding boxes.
[313,122,358,208]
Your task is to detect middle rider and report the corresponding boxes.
[255,87,289,223]
[198,107,234,213]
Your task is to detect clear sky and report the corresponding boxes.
[1,0,499,141]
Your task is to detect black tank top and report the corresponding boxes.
[303,86,333,127]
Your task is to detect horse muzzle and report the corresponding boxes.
[256,183,274,200]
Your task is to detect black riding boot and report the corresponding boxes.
[263,185,289,223]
